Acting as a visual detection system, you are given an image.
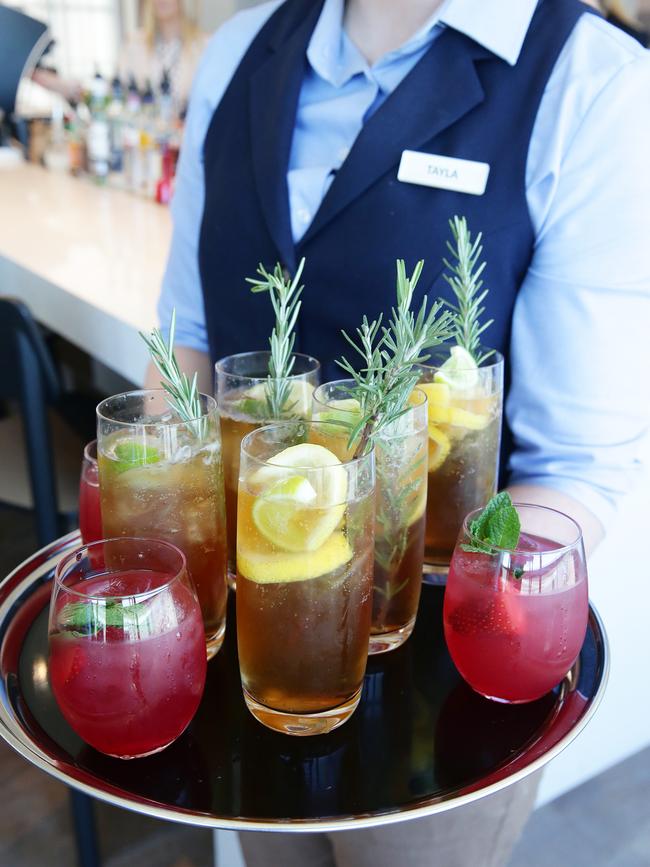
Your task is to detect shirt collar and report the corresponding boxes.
[307,0,538,85]
[439,0,538,66]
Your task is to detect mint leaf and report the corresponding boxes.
[462,492,521,553]
[58,600,150,636]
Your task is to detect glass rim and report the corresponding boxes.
[418,347,504,371]
[312,379,428,437]
[83,439,98,465]
[214,350,321,379]
[54,536,188,602]
[240,421,375,470]
[96,388,218,427]
[462,502,583,556]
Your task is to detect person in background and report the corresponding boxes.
[119,0,207,117]
[599,0,650,43]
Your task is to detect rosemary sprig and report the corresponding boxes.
[139,309,204,437]
[337,259,454,457]
[246,258,305,419]
[442,215,494,364]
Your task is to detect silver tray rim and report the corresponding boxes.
[0,532,610,833]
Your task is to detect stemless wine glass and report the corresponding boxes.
[79,440,102,545]
[97,390,228,659]
[312,381,428,654]
[236,421,375,735]
[49,537,207,759]
[443,504,589,703]
[418,348,504,573]
[215,351,321,583]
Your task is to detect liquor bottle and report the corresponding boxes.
[108,74,125,173]
[87,70,110,183]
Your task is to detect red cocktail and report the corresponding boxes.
[49,538,206,758]
[444,506,588,703]
[79,441,102,544]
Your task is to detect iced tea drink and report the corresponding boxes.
[312,382,428,653]
[236,422,375,735]
[79,440,102,544]
[419,348,503,571]
[97,390,228,659]
[215,351,320,582]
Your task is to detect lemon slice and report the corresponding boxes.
[238,532,352,584]
[407,484,427,526]
[251,444,347,552]
[427,425,451,472]
[434,346,479,391]
[447,407,490,430]
[419,382,451,408]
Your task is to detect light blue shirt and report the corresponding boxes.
[159,0,650,527]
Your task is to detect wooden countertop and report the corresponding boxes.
[0,162,171,384]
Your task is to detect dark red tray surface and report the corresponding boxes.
[0,532,608,831]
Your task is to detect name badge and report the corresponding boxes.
[397,150,490,196]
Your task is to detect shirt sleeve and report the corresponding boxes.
[507,53,650,528]
[157,1,283,353]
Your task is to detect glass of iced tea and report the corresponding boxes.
[97,390,228,659]
[443,504,589,703]
[236,421,375,735]
[79,440,102,545]
[312,382,428,654]
[418,347,504,572]
[215,351,321,583]
[49,537,207,758]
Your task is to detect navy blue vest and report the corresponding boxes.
[198,0,589,472]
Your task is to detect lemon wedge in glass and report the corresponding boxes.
[427,425,451,472]
[433,345,479,391]
[251,444,347,553]
[238,532,352,584]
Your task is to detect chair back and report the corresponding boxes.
[0,297,61,545]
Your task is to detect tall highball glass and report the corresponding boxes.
[236,421,375,735]
[215,351,321,582]
[97,390,228,659]
[419,348,504,572]
[312,381,428,653]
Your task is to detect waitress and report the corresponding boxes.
[154,0,650,864]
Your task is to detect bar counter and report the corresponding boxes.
[0,162,170,384]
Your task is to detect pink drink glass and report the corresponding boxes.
[443,504,588,703]
[49,537,207,758]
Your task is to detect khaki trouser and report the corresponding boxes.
[239,772,540,867]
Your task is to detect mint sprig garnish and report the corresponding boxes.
[462,492,521,554]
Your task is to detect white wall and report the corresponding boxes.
[537,438,650,805]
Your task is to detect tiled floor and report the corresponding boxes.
[1,504,648,867]
[510,748,650,867]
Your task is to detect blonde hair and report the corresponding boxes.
[600,0,642,26]
[141,0,200,48]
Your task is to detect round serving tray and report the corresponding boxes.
[0,532,608,833]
